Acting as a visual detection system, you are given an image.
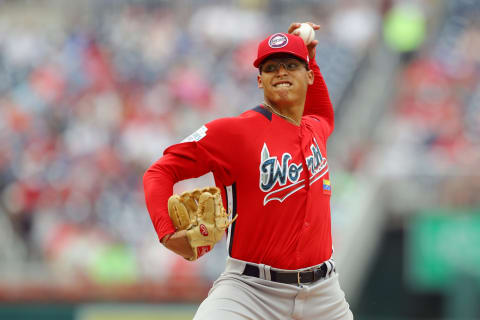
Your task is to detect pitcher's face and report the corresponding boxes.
[257,54,313,105]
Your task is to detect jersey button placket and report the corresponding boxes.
[299,125,311,190]
[300,125,311,228]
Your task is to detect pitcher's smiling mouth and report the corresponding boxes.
[273,82,292,88]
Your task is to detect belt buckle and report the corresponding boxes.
[297,271,301,285]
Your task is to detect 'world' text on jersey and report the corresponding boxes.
[259,138,328,204]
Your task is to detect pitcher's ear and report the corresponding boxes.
[307,70,314,85]
[257,75,264,88]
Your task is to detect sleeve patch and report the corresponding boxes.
[181,125,208,142]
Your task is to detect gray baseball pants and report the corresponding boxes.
[194,257,354,320]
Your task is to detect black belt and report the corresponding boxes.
[242,263,329,285]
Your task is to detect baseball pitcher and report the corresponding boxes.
[143,22,354,319]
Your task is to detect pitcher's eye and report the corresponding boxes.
[262,64,277,73]
[287,62,300,70]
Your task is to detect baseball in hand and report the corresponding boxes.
[295,23,315,45]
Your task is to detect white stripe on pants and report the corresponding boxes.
[194,257,354,320]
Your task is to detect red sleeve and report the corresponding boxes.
[143,119,236,242]
[303,58,335,136]
[143,144,209,242]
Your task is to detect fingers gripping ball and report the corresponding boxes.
[168,187,230,261]
[295,23,315,45]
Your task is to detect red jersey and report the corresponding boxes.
[144,59,334,270]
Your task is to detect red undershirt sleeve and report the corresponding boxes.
[143,118,236,243]
[303,58,335,137]
[143,143,209,242]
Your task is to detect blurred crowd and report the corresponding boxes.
[2,0,477,302]
[0,0,480,302]
[0,0,381,294]
[380,0,480,208]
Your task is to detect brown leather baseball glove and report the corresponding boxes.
[168,187,232,260]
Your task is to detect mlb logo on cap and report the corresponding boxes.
[269,33,289,48]
[254,32,309,67]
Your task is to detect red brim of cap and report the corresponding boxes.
[253,51,309,68]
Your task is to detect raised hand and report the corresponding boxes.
[288,22,321,60]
